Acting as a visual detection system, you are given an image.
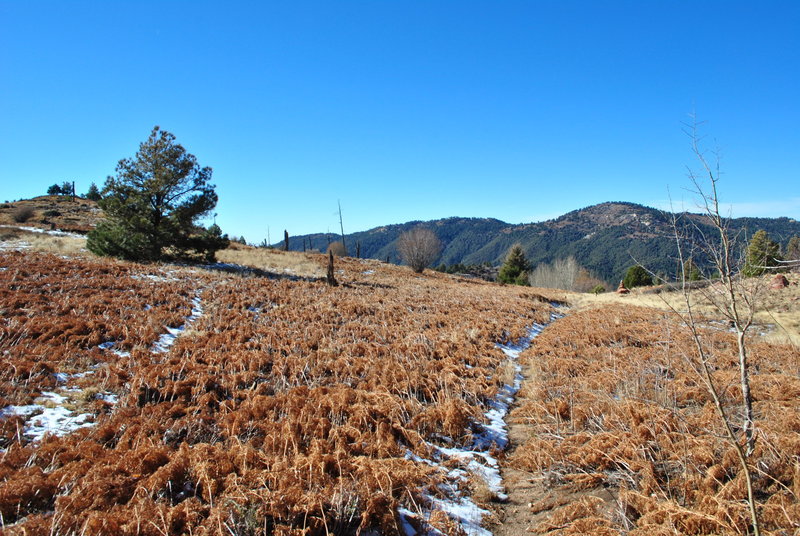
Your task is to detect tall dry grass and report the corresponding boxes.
[215,245,325,278]
[567,273,800,347]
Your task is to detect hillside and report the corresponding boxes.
[287,202,800,283]
[0,195,103,233]
[1,246,798,535]
[4,195,799,284]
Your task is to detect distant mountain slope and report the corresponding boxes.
[287,202,800,283]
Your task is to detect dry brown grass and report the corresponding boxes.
[509,304,800,535]
[0,250,553,535]
[215,244,326,278]
[0,226,88,255]
[566,274,800,346]
[0,195,102,232]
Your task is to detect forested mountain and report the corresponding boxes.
[284,202,800,283]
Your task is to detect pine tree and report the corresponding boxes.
[623,265,652,288]
[87,126,225,262]
[84,182,102,201]
[498,244,530,285]
[742,230,781,277]
[785,236,800,262]
[47,183,62,195]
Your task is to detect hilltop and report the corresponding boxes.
[0,195,103,233]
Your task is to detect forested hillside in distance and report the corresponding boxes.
[282,202,800,283]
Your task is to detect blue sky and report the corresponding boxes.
[1,1,798,243]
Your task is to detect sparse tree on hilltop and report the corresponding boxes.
[47,184,62,195]
[87,126,225,262]
[498,244,530,285]
[84,182,102,201]
[397,227,442,273]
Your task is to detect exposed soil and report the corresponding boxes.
[492,346,618,535]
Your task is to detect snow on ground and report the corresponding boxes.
[4,225,85,239]
[401,312,563,535]
[2,289,205,444]
[0,391,95,442]
[152,294,203,352]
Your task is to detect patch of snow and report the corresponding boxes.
[1,401,94,441]
[362,270,375,275]
[3,226,84,238]
[54,372,70,384]
[0,241,32,251]
[23,407,94,441]
[399,315,559,535]
[98,392,118,404]
[152,293,203,353]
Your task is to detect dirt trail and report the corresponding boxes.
[491,323,616,536]
[492,417,545,535]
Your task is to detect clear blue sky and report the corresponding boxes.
[1,1,798,243]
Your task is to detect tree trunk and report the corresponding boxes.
[326,250,338,286]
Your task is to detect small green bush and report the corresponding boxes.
[591,285,606,294]
[43,209,61,218]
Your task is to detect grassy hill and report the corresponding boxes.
[0,195,103,233]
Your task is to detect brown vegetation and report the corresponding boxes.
[508,304,800,535]
[0,250,552,535]
[0,195,103,233]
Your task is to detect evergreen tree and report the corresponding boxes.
[60,181,74,196]
[684,258,702,281]
[785,236,800,262]
[84,182,102,201]
[47,183,62,195]
[87,126,224,262]
[498,244,530,285]
[623,265,653,288]
[742,229,781,277]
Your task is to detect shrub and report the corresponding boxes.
[623,265,652,289]
[396,227,442,273]
[12,206,35,223]
[591,285,606,294]
[327,241,347,257]
[43,209,61,218]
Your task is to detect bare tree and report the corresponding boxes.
[327,241,347,257]
[397,227,442,273]
[661,115,762,536]
[528,256,607,292]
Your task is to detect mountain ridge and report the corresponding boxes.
[285,202,800,283]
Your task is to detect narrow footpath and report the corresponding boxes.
[492,373,549,535]
[492,311,616,536]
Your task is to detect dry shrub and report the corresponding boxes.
[11,206,34,223]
